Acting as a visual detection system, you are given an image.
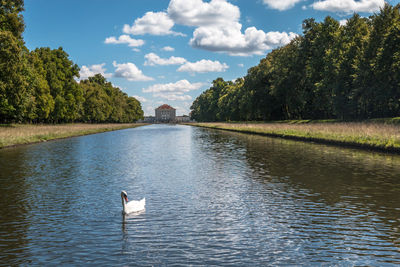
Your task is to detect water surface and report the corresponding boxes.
[1,124,400,265]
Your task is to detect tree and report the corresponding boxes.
[0,0,25,39]
[30,47,82,122]
[0,31,29,122]
[334,14,370,119]
[0,0,30,122]
[79,74,144,123]
[26,50,54,121]
[356,4,399,118]
[190,5,400,122]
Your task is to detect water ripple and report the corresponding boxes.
[1,125,400,265]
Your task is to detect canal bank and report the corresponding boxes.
[0,123,148,149]
[187,122,400,154]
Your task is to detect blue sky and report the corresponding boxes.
[23,0,399,116]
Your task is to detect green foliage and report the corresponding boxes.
[29,47,83,122]
[191,4,400,122]
[0,30,29,122]
[0,0,28,122]
[0,0,25,39]
[0,1,144,123]
[80,74,143,123]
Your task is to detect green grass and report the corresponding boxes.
[0,123,147,148]
[224,117,400,125]
[187,121,400,153]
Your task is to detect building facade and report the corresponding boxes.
[176,115,190,123]
[155,104,176,122]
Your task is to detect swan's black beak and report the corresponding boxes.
[124,195,128,202]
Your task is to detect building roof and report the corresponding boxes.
[156,104,175,110]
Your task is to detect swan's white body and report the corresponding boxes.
[121,191,145,214]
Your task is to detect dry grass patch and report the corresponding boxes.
[190,122,400,151]
[0,123,146,148]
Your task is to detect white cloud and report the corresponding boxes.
[145,105,154,114]
[168,0,240,27]
[262,0,303,11]
[116,0,296,56]
[143,79,204,93]
[238,63,244,67]
[153,93,192,101]
[104,35,145,47]
[79,63,112,80]
[113,61,153,81]
[311,0,384,13]
[168,0,297,56]
[177,59,229,73]
[111,83,125,90]
[162,46,175,51]
[132,95,147,103]
[123,11,184,36]
[190,23,297,56]
[144,53,187,66]
[339,19,348,26]
[168,102,191,115]
[143,79,203,102]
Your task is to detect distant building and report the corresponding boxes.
[143,116,155,123]
[155,104,176,122]
[176,115,190,123]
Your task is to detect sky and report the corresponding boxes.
[23,0,400,116]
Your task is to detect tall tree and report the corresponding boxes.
[0,0,25,39]
[357,4,399,118]
[0,0,30,122]
[80,74,143,123]
[334,14,370,119]
[31,47,82,122]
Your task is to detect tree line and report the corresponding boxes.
[0,1,143,123]
[190,4,400,122]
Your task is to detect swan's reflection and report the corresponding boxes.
[121,209,146,237]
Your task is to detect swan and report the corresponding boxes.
[121,190,145,214]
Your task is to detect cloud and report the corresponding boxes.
[79,63,112,80]
[104,35,145,47]
[113,61,153,81]
[175,102,192,115]
[311,0,384,13]
[177,59,229,73]
[153,93,192,101]
[116,0,296,56]
[143,79,204,93]
[190,23,298,56]
[145,105,155,115]
[167,0,240,27]
[132,95,147,102]
[123,11,184,36]
[168,0,297,56]
[262,0,303,11]
[162,46,175,51]
[144,53,187,66]
[238,63,244,67]
[143,79,203,102]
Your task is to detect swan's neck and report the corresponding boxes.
[121,197,127,213]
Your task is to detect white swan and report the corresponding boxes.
[121,190,145,214]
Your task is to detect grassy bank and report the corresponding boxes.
[0,123,147,149]
[188,121,400,153]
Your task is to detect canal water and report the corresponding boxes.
[1,124,400,265]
